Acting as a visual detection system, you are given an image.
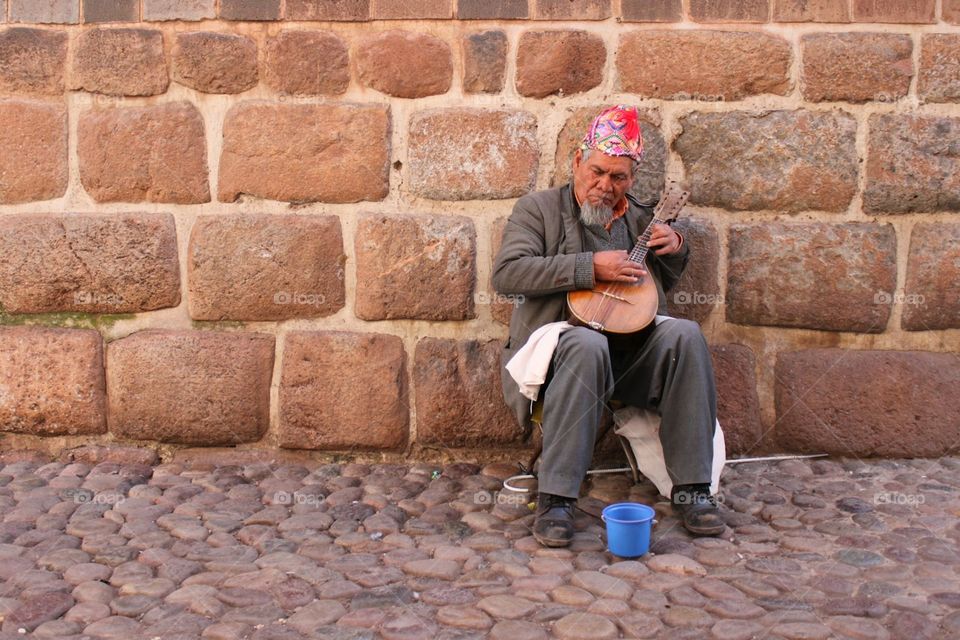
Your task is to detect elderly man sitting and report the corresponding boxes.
[493,105,723,547]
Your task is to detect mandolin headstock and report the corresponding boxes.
[652,181,690,223]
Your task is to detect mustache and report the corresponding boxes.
[580,201,614,226]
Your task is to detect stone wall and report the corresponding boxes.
[0,0,958,463]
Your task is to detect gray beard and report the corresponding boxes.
[580,201,614,227]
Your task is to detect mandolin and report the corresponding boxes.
[566,182,690,334]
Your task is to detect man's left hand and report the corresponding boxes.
[647,223,682,256]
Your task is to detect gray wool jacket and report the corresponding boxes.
[492,183,691,432]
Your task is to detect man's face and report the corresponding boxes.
[572,149,635,209]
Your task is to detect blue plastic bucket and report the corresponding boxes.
[601,502,656,558]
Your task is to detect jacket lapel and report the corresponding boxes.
[560,184,584,255]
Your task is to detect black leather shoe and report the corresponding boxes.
[671,484,725,536]
[533,492,575,547]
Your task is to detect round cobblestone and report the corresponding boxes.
[402,558,461,580]
[436,603,493,629]
[710,619,766,640]
[646,554,707,576]
[477,594,537,619]
[489,619,548,640]
[109,594,158,617]
[587,597,630,616]
[569,570,633,600]
[72,580,115,604]
[705,598,766,619]
[551,585,594,606]
[827,615,890,639]
[835,548,886,567]
[662,605,714,628]
[552,611,618,639]
[83,614,143,638]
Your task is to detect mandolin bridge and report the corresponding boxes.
[600,291,632,304]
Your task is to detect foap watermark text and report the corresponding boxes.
[274,291,327,307]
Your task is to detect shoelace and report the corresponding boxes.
[539,495,575,514]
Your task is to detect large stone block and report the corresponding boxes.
[78,102,210,204]
[279,331,408,450]
[664,217,721,324]
[0,100,67,204]
[457,0,528,19]
[356,30,452,98]
[617,30,791,100]
[70,28,167,96]
[620,0,681,21]
[172,31,258,94]
[852,0,935,23]
[515,30,605,98]
[533,0,610,20]
[864,114,960,213]
[902,223,960,331]
[462,30,507,94]
[947,0,960,24]
[919,35,960,103]
[219,102,390,204]
[188,214,345,321]
[776,350,960,456]
[689,0,769,22]
[773,0,850,21]
[220,0,281,20]
[710,344,763,455]
[0,328,105,436]
[801,33,912,103]
[414,338,519,446]
[0,27,67,94]
[143,0,215,21]
[408,108,538,200]
[0,212,180,314]
[286,0,369,20]
[675,110,858,212]
[9,0,78,23]
[552,105,665,205]
[727,223,897,332]
[355,213,476,321]
[83,0,139,22]
[371,0,451,18]
[107,330,275,445]
[264,30,349,96]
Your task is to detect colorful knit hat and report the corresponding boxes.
[580,105,643,162]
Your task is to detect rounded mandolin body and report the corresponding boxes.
[566,274,660,334]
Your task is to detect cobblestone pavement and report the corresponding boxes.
[0,455,958,639]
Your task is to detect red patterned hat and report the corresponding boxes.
[580,105,643,162]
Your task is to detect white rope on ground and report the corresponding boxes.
[501,453,829,494]
[725,453,829,465]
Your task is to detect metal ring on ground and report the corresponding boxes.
[502,467,635,493]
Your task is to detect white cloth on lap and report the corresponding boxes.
[504,321,574,401]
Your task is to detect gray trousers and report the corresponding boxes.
[537,319,717,499]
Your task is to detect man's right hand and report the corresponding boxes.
[593,250,647,283]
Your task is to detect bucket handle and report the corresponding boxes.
[601,515,658,526]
